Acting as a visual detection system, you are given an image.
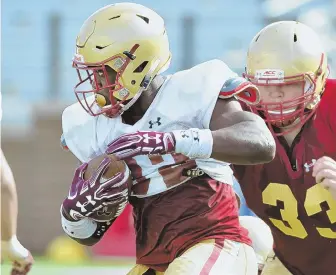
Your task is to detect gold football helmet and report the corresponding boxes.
[72,3,171,117]
[244,21,328,135]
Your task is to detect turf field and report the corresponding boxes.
[1,257,134,275]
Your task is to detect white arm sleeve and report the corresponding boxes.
[60,209,97,239]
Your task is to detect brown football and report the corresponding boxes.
[84,154,132,222]
[84,154,128,181]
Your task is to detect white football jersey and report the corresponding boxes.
[62,59,238,197]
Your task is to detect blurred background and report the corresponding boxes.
[1,0,335,274]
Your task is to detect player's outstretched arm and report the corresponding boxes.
[106,100,275,165]
[1,150,34,274]
[1,150,18,243]
[209,98,275,165]
[105,77,274,164]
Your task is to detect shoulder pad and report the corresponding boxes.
[219,77,260,105]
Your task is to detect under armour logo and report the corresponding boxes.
[148,117,161,129]
[181,131,189,138]
[76,195,96,213]
[303,159,316,172]
[192,130,200,142]
[143,133,162,144]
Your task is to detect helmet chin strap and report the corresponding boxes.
[119,59,162,115]
[120,86,146,114]
[94,58,167,117]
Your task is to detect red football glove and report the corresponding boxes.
[61,157,130,221]
[106,131,176,160]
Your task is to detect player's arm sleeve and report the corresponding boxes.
[60,206,116,246]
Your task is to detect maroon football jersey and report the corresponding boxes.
[234,79,336,275]
[129,176,251,272]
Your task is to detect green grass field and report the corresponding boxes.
[1,257,134,275]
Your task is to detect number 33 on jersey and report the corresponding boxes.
[262,182,336,239]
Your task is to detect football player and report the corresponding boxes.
[233,21,336,275]
[60,3,276,274]
[1,149,34,275]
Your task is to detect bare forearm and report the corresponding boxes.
[211,119,275,165]
[1,152,18,241]
[206,99,276,165]
[1,185,18,241]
